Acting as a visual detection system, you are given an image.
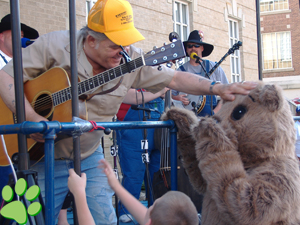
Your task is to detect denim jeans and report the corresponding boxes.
[116,97,164,216]
[31,146,117,225]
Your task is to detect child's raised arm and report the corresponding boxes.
[98,159,148,224]
[68,169,96,225]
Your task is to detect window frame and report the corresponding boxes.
[86,0,97,22]
[173,0,190,42]
[261,31,293,71]
[260,0,289,13]
[228,19,241,83]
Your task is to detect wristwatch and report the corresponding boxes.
[209,81,221,94]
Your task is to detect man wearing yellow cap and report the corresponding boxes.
[0,0,256,224]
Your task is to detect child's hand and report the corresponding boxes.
[98,159,119,190]
[68,169,86,195]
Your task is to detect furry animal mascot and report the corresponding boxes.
[162,82,300,225]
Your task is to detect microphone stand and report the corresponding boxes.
[111,116,119,225]
[193,41,243,116]
[193,57,214,115]
[119,49,154,208]
[139,90,153,208]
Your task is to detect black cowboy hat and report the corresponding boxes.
[183,30,214,57]
[0,14,39,39]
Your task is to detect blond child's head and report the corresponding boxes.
[144,191,198,225]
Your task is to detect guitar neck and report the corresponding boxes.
[51,56,145,106]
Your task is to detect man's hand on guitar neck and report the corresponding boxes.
[27,112,49,143]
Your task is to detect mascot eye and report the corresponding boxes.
[231,105,247,121]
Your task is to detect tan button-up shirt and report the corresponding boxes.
[3,30,174,159]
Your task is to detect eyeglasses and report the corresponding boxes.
[187,44,201,49]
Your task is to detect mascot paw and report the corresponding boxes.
[195,117,224,140]
[161,107,198,137]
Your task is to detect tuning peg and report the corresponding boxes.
[153,46,157,50]
[157,65,162,71]
[166,62,173,68]
[169,32,180,42]
[163,42,168,46]
[177,59,184,66]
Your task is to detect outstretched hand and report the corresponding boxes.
[98,159,119,190]
[214,81,257,101]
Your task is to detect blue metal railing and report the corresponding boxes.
[0,120,177,225]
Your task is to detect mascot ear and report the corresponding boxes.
[258,84,283,112]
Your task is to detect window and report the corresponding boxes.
[228,19,241,83]
[173,1,189,41]
[260,0,289,13]
[86,0,97,21]
[262,32,292,70]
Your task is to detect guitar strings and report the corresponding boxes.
[30,57,144,111]
[29,46,173,113]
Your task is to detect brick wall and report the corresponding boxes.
[260,0,300,78]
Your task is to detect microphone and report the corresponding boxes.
[131,105,161,115]
[190,52,201,60]
[21,38,34,48]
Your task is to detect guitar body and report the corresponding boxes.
[0,67,87,166]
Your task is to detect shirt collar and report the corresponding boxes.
[64,31,93,76]
[0,49,12,62]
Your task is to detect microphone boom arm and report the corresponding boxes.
[206,41,242,77]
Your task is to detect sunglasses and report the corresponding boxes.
[187,44,201,48]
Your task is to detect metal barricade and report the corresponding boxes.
[0,120,178,225]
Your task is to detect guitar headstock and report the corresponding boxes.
[144,41,186,66]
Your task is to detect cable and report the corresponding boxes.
[0,134,19,206]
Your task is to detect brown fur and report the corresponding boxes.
[161,82,300,225]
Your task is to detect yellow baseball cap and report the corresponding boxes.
[88,0,145,46]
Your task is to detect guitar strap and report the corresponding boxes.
[85,76,124,101]
[203,60,211,79]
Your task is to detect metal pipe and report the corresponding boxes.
[68,0,81,175]
[0,120,175,135]
[256,0,263,80]
[170,124,178,191]
[10,0,30,171]
[44,130,56,225]
[68,1,80,223]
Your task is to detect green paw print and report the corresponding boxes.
[0,178,42,224]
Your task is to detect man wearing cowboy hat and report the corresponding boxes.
[172,30,229,116]
[0,13,39,203]
[0,14,39,68]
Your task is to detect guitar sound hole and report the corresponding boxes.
[34,94,53,118]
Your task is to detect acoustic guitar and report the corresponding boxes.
[0,41,186,166]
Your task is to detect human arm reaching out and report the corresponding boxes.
[98,159,148,224]
[172,93,190,106]
[122,87,169,105]
[168,71,257,101]
[68,169,96,225]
